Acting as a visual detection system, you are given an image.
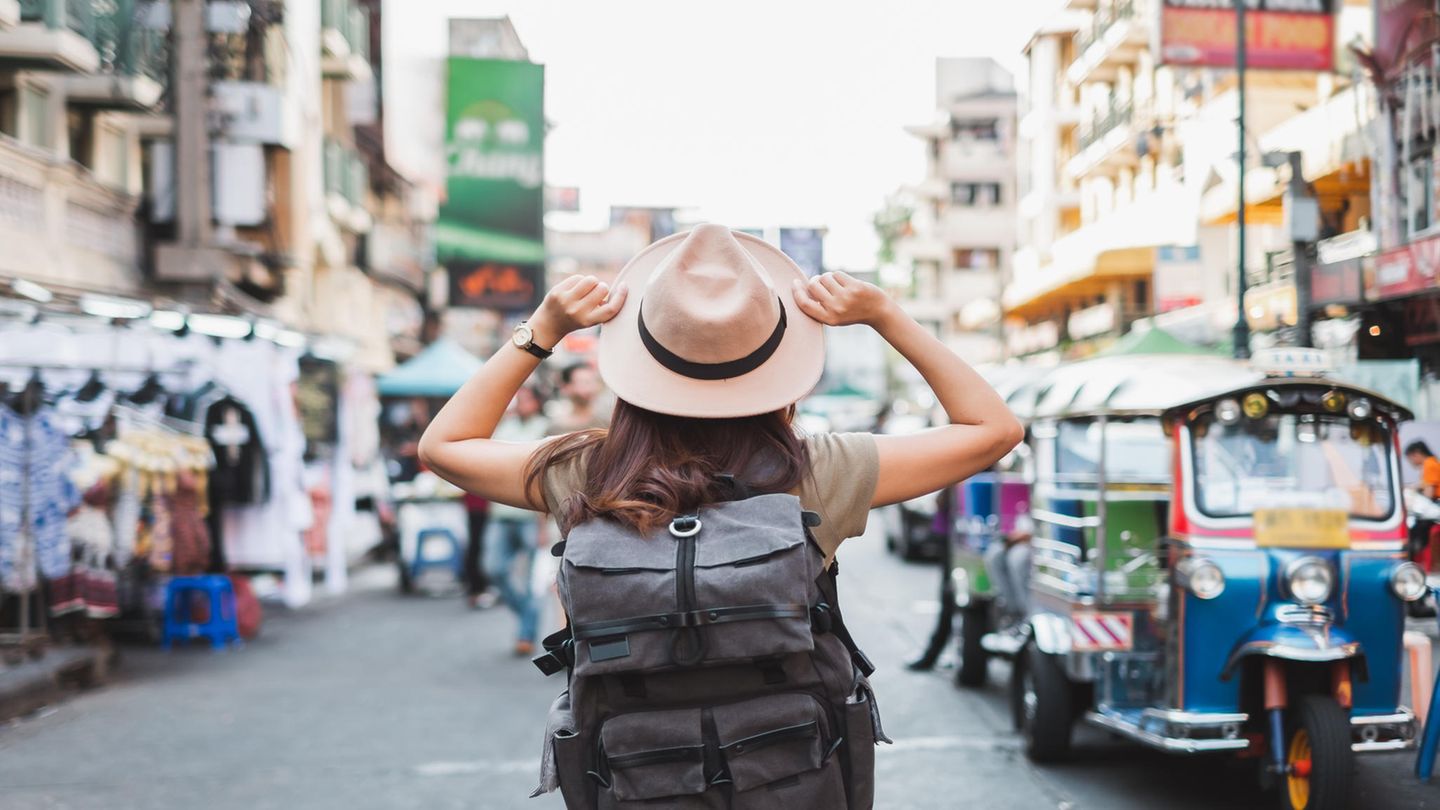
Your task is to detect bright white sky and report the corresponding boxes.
[385,1,1056,269]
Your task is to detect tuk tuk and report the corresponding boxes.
[1014,351,1425,810]
[948,365,1047,686]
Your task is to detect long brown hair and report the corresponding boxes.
[524,399,809,535]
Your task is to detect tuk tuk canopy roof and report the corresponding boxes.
[376,338,482,398]
[1029,356,1262,419]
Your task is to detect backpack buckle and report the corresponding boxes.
[810,603,834,634]
[669,515,702,538]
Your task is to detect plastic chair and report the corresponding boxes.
[411,528,463,582]
[161,575,241,651]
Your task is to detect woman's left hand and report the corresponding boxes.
[531,275,629,346]
[792,272,895,328]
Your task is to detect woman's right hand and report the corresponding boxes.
[531,274,629,347]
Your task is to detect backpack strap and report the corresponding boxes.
[533,624,575,677]
[813,560,876,677]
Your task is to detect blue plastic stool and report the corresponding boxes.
[1416,587,1440,781]
[411,528,463,582]
[161,575,241,651]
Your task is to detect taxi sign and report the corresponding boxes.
[1249,348,1331,378]
[1253,508,1350,549]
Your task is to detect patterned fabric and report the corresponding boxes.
[0,405,79,592]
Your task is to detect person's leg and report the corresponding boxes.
[464,508,490,599]
[984,540,1015,613]
[1005,542,1032,617]
[484,519,521,615]
[907,522,955,671]
[514,519,541,646]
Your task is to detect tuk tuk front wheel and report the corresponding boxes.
[1279,695,1353,810]
[1015,644,1073,763]
[955,604,990,688]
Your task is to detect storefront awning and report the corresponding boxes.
[1004,246,1155,321]
[376,338,482,398]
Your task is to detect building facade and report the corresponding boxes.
[895,57,1016,363]
[0,0,430,369]
[1009,0,1373,360]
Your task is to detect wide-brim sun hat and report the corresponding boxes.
[597,223,825,418]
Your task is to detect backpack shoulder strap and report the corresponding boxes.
[814,560,876,677]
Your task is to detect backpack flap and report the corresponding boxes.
[560,494,820,678]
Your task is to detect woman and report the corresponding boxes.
[419,222,1021,628]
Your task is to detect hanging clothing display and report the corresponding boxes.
[0,403,79,593]
[204,395,269,506]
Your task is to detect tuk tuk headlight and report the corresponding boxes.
[1283,557,1335,606]
[1391,562,1428,603]
[1178,557,1226,600]
[1214,398,1241,425]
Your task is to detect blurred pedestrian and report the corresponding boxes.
[418,225,1021,806]
[1406,440,1440,569]
[481,386,549,654]
[547,362,609,434]
[461,493,494,609]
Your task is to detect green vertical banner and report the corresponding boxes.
[438,58,545,310]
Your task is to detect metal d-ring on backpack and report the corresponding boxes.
[530,478,888,809]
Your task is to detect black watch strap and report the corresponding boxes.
[521,341,553,360]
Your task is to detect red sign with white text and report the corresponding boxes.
[1369,234,1440,300]
[1159,0,1335,72]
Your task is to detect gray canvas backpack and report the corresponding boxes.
[531,482,888,808]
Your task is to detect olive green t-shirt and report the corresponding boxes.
[539,432,880,559]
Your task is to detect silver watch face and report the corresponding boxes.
[513,323,533,348]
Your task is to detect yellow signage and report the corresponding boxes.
[1253,509,1351,550]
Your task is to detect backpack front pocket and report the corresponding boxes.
[599,707,709,804]
[713,693,847,808]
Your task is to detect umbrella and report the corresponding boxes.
[376,338,483,398]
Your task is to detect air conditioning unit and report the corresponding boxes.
[146,139,266,227]
[213,81,297,148]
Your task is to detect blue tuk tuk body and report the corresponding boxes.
[1012,354,1424,809]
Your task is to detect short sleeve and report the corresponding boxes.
[540,452,587,518]
[796,432,880,558]
[1425,458,1440,489]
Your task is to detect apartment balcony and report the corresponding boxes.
[324,137,371,233]
[939,139,1012,182]
[0,0,101,72]
[1067,0,1147,86]
[940,206,1014,247]
[1067,100,1139,179]
[321,0,371,82]
[0,133,143,292]
[1004,183,1194,319]
[63,0,167,109]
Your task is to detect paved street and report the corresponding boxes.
[1,519,1437,809]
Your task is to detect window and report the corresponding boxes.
[19,85,50,149]
[954,248,1000,270]
[950,118,999,141]
[950,182,1002,207]
[1409,153,1433,237]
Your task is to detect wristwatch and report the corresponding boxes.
[512,321,554,360]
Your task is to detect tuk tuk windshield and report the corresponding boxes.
[1056,418,1169,482]
[1190,414,1394,520]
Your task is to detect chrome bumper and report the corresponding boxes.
[1351,710,1417,753]
[1085,709,1251,754]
